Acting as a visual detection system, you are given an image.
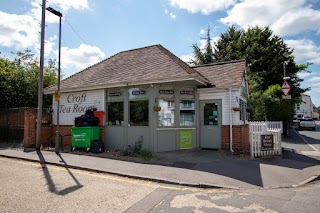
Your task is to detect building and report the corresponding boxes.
[295,94,314,119]
[44,45,249,154]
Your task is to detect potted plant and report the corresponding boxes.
[153,106,161,112]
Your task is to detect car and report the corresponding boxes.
[298,117,316,130]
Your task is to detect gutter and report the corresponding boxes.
[229,87,234,153]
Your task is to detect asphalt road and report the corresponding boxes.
[1,157,320,213]
[283,121,320,161]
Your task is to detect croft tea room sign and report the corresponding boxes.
[52,90,103,125]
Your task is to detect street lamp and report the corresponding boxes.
[46,7,62,153]
[279,49,290,80]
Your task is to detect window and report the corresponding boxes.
[107,102,124,126]
[239,99,246,121]
[158,100,175,127]
[129,100,149,126]
[204,103,218,125]
[297,104,300,110]
[180,100,195,126]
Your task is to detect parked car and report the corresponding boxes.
[298,117,316,130]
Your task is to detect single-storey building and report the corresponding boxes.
[44,44,249,154]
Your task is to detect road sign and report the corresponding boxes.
[54,90,60,102]
[282,95,291,99]
[281,80,291,96]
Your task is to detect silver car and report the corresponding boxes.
[299,117,316,131]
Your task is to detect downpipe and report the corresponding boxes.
[229,87,234,153]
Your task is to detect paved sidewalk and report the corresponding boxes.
[0,148,319,190]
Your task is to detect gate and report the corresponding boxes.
[0,108,25,143]
[250,121,282,158]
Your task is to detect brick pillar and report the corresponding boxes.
[24,108,37,147]
[221,124,249,154]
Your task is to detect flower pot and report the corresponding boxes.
[153,106,161,112]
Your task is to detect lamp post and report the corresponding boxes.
[46,7,62,153]
[280,49,290,80]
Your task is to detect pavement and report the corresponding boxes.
[1,137,320,190]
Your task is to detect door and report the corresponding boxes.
[200,100,222,149]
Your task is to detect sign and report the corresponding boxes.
[54,90,60,102]
[281,80,291,96]
[180,90,194,95]
[110,92,121,97]
[180,130,193,149]
[261,134,274,151]
[132,90,145,95]
[282,95,291,99]
[159,90,174,94]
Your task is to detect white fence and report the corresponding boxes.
[250,121,282,158]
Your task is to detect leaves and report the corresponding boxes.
[0,50,58,108]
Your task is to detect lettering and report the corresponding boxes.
[67,93,87,104]
[132,90,145,95]
[180,90,194,95]
[110,92,121,97]
[159,90,174,94]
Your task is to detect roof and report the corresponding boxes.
[44,44,210,93]
[193,60,246,89]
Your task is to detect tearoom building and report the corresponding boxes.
[44,45,249,154]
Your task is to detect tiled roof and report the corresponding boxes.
[193,60,246,89]
[44,44,210,93]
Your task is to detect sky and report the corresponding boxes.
[0,0,319,106]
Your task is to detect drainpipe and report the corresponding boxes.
[229,87,234,153]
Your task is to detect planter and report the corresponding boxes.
[232,107,241,111]
[153,106,161,112]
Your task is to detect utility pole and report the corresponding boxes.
[36,0,46,150]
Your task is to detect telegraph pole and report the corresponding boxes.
[36,0,46,150]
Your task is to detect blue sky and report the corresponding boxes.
[0,0,319,106]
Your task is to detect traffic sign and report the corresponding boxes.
[281,80,291,96]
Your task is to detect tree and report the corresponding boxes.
[190,25,309,131]
[189,27,215,65]
[0,50,58,108]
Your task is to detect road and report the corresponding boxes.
[1,157,320,213]
[283,121,320,161]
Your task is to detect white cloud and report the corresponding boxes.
[59,44,106,76]
[47,0,89,11]
[180,54,195,64]
[169,12,176,19]
[200,29,206,35]
[165,8,168,15]
[220,0,320,36]
[169,0,237,15]
[286,39,320,64]
[297,72,314,79]
[308,76,320,83]
[0,11,39,49]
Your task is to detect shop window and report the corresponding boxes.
[129,100,149,126]
[107,102,124,126]
[158,100,175,127]
[204,103,218,125]
[180,100,195,126]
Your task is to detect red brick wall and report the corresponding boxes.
[23,108,105,148]
[222,125,249,154]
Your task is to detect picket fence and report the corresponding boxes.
[249,121,282,158]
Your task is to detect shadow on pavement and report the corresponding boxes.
[36,151,83,195]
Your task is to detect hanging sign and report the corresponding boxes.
[54,90,60,102]
[132,90,145,95]
[261,134,274,151]
[180,90,194,95]
[159,90,174,94]
[281,80,291,96]
[110,92,121,97]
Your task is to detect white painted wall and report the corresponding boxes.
[52,90,104,125]
[295,94,313,118]
[198,88,247,125]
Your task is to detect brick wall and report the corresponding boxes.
[222,124,249,155]
[23,109,104,148]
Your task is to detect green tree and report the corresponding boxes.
[0,50,58,108]
[189,27,215,65]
